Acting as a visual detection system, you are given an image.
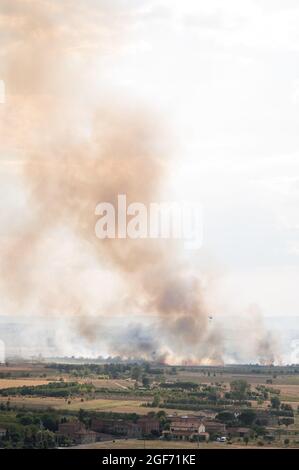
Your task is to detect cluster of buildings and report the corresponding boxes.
[164,415,225,441]
[57,421,97,445]
[57,412,286,444]
[164,415,252,441]
[57,416,160,445]
[2,410,288,446]
[56,414,254,445]
[91,416,160,438]
[163,409,290,442]
[165,415,209,441]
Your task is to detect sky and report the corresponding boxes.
[0,1,299,361]
[99,0,299,317]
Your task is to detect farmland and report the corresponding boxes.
[0,361,299,448]
[0,379,55,389]
[0,396,154,414]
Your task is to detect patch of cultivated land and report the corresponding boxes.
[0,395,182,414]
[81,379,135,390]
[174,371,269,385]
[0,378,56,389]
[174,371,299,386]
[0,365,59,379]
[64,398,151,413]
[0,365,45,373]
[272,384,299,402]
[176,371,276,385]
[0,396,71,409]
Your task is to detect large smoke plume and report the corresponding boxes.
[0,1,279,364]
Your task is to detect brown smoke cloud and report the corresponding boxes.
[242,304,281,365]
[0,0,219,365]
[0,1,279,364]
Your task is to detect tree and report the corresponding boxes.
[281,403,293,412]
[131,366,142,381]
[230,380,250,400]
[216,411,235,424]
[239,410,256,426]
[156,410,166,422]
[152,393,160,407]
[23,425,39,449]
[280,418,294,427]
[79,408,87,423]
[36,430,56,448]
[18,415,34,426]
[142,375,150,388]
[252,425,266,437]
[6,425,24,446]
[271,395,280,409]
[41,413,58,432]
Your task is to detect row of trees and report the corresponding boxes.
[0,381,94,398]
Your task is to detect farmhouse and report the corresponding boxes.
[113,421,141,438]
[91,416,160,438]
[204,421,227,436]
[57,421,97,445]
[165,415,208,441]
[91,418,138,437]
[91,418,134,437]
[138,417,160,435]
[75,428,98,444]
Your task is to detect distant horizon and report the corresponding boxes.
[1,314,298,364]
[2,355,299,368]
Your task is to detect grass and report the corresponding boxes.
[0,395,186,415]
[71,439,215,449]
[88,379,135,390]
[174,371,299,386]
[273,385,299,402]
[70,438,282,449]
[65,398,149,413]
[0,410,18,426]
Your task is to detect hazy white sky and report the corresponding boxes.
[104,0,299,317]
[1,0,299,319]
[70,0,299,318]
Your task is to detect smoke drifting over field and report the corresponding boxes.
[0,1,280,364]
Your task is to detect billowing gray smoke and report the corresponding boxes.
[0,1,280,365]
